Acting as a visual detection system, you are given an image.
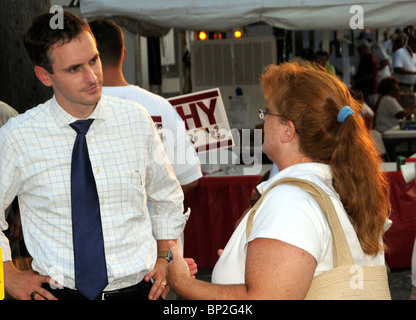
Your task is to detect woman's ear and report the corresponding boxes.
[34,65,53,87]
[280,120,296,143]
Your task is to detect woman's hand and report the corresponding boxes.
[166,241,193,293]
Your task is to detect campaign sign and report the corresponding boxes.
[168,88,234,153]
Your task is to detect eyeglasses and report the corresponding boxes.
[258,106,285,120]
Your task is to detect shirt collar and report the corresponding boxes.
[257,162,333,195]
[49,95,107,128]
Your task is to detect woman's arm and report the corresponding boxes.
[167,238,317,300]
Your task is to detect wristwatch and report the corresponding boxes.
[157,250,173,262]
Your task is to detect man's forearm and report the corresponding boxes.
[157,239,176,253]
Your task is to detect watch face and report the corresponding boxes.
[166,251,173,262]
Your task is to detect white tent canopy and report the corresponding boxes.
[79,0,416,31]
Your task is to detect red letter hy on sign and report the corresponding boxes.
[175,103,202,130]
[170,90,219,130]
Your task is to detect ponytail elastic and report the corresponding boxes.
[337,106,353,123]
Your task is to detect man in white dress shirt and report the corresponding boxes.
[0,11,187,300]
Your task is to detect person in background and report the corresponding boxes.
[353,39,379,108]
[374,76,416,160]
[315,50,336,76]
[89,18,202,195]
[349,88,390,160]
[393,36,416,93]
[357,31,392,84]
[392,31,407,53]
[349,88,374,130]
[166,62,390,299]
[374,76,415,132]
[382,28,394,60]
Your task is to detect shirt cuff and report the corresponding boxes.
[152,207,190,240]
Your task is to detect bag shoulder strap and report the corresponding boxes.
[246,177,354,267]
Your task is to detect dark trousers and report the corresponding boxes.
[41,280,160,300]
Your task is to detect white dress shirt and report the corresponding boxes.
[0,95,187,291]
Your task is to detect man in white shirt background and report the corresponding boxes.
[393,36,416,93]
[89,18,202,195]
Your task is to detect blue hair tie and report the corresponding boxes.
[337,106,353,123]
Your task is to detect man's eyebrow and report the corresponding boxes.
[91,53,100,61]
[63,54,99,72]
[64,63,82,72]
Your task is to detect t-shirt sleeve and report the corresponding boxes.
[161,106,202,186]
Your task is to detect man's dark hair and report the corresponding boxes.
[89,19,124,68]
[23,11,93,73]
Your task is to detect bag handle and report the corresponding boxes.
[246,177,354,267]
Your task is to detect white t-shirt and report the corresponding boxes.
[211,162,385,285]
[102,86,202,185]
[392,47,416,86]
[374,95,404,133]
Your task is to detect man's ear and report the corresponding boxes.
[122,47,126,62]
[34,65,53,87]
[280,120,296,143]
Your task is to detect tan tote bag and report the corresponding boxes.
[246,177,391,300]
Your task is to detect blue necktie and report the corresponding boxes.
[70,119,108,300]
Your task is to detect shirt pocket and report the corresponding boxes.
[119,169,147,214]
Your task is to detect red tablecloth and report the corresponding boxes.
[183,171,416,269]
[384,171,416,268]
[183,175,261,269]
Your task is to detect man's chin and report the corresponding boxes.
[84,91,101,105]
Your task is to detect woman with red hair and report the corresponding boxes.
[167,62,391,299]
